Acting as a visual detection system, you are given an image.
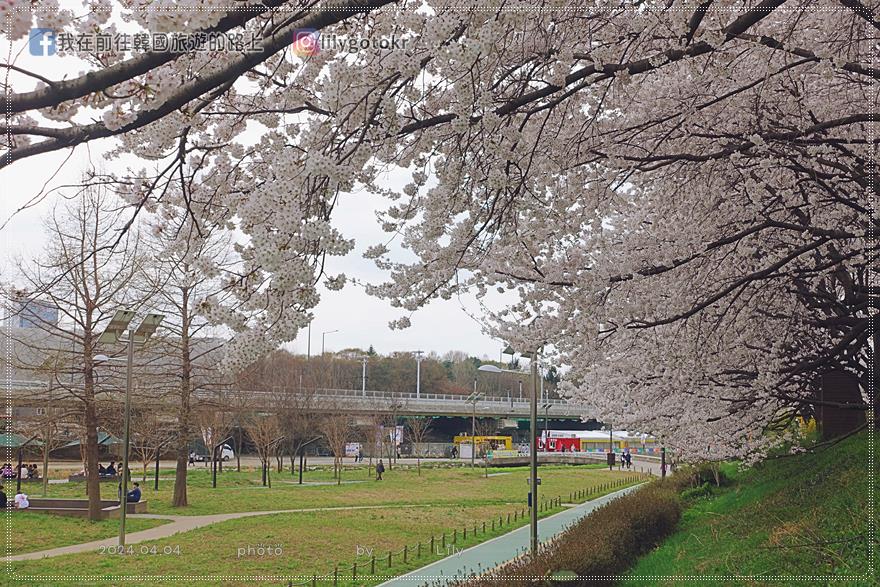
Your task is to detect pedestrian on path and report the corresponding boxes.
[376,459,385,480]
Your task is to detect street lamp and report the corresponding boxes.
[413,350,424,399]
[358,355,369,396]
[541,403,553,440]
[479,354,540,558]
[321,329,339,355]
[97,309,165,548]
[466,387,484,469]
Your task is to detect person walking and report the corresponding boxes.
[606,450,615,471]
[375,459,385,481]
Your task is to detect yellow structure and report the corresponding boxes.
[453,435,512,450]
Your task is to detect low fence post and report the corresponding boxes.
[371,555,375,574]
[431,535,435,554]
[387,550,392,568]
[404,545,408,564]
[453,529,457,544]
[463,526,467,540]
[353,562,357,580]
[311,575,316,587]
[442,533,446,549]
[417,541,422,559]
[333,566,338,587]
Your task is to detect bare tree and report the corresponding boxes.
[138,220,231,507]
[195,400,234,470]
[406,416,433,476]
[321,413,352,485]
[12,185,146,520]
[244,412,283,487]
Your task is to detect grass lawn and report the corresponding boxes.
[628,430,876,582]
[39,462,627,516]
[9,513,170,554]
[7,463,645,585]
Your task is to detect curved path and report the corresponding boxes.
[10,503,433,562]
[378,485,644,587]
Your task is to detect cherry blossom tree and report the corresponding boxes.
[3,1,876,462]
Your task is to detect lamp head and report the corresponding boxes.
[132,313,165,343]
[97,310,136,344]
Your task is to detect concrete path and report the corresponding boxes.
[10,503,433,562]
[378,484,644,587]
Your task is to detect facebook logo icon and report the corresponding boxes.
[29,28,56,56]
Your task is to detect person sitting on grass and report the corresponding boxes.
[375,459,385,481]
[14,492,29,509]
[0,484,7,508]
[105,462,117,477]
[127,482,142,503]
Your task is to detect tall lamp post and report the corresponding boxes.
[479,352,540,558]
[96,309,165,548]
[359,355,368,396]
[466,387,483,468]
[413,350,424,399]
[541,403,552,440]
[321,329,339,356]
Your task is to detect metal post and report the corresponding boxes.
[415,351,423,399]
[471,391,476,469]
[307,320,311,360]
[119,328,135,547]
[15,447,23,494]
[361,357,367,397]
[529,350,538,558]
[154,447,160,491]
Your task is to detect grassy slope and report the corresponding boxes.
[628,430,877,583]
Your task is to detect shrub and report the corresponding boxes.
[667,461,729,492]
[679,482,713,501]
[453,482,681,586]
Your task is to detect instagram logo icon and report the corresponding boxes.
[292,29,320,57]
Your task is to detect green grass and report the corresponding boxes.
[6,463,644,585]
[10,513,170,554]
[38,462,619,516]
[628,430,877,583]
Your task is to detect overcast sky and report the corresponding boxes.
[1,33,506,361]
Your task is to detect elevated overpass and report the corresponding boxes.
[5,379,587,420]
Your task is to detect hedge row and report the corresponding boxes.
[453,482,681,586]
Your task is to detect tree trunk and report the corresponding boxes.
[83,401,102,520]
[172,438,189,507]
[173,292,192,508]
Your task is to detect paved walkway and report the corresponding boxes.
[378,484,644,587]
[10,503,433,561]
